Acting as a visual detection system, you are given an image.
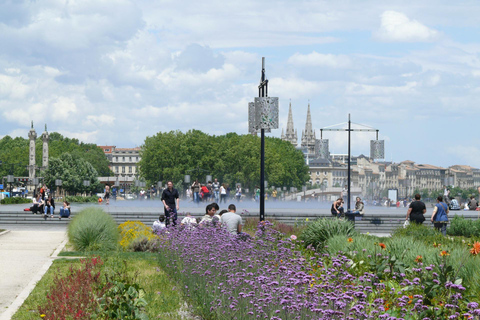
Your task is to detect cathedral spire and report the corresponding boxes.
[301,102,315,154]
[281,100,298,146]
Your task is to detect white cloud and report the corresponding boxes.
[375,11,439,42]
[288,52,352,68]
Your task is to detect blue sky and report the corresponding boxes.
[1,0,480,168]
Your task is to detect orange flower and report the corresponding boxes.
[440,250,449,257]
[433,242,441,248]
[379,243,386,250]
[415,255,423,263]
[470,241,480,255]
[347,237,353,243]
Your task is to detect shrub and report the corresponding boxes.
[1,197,32,204]
[38,257,107,319]
[65,195,99,203]
[67,208,119,252]
[129,237,160,252]
[448,216,480,237]
[299,217,357,250]
[118,221,155,251]
[391,222,439,238]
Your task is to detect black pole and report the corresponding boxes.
[260,57,266,221]
[347,113,351,212]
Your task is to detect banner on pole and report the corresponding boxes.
[315,139,329,159]
[254,97,279,130]
[370,140,385,159]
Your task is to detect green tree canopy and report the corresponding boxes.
[0,132,113,178]
[43,153,101,194]
[138,130,310,190]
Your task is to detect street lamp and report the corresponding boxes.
[303,185,307,202]
[83,180,90,196]
[7,175,14,198]
[55,179,62,198]
[206,175,212,184]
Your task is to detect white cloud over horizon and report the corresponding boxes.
[1,1,480,168]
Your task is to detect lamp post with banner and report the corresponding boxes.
[248,57,279,221]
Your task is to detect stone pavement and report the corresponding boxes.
[0,225,67,320]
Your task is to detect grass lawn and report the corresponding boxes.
[0,229,5,233]
[12,252,187,320]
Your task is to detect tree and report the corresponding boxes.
[43,153,101,195]
[138,130,310,190]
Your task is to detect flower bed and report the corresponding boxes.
[156,221,480,319]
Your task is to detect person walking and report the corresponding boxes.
[161,181,180,227]
[220,183,227,204]
[431,196,449,236]
[443,185,450,204]
[235,185,242,202]
[406,194,426,224]
[104,185,110,205]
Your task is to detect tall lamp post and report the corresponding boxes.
[55,179,62,199]
[321,115,381,212]
[248,57,279,221]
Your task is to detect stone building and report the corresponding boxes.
[99,146,141,178]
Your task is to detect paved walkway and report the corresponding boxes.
[0,226,67,320]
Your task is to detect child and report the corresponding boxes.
[152,215,166,233]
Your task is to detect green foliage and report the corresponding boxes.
[67,208,119,252]
[0,132,113,178]
[299,218,358,250]
[139,130,309,190]
[391,222,439,239]
[448,215,480,237]
[0,197,32,204]
[43,153,102,195]
[65,195,99,203]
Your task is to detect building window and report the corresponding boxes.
[129,157,132,162]
[115,167,118,173]
[129,166,132,173]
[105,149,110,152]
[136,157,139,161]
[123,157,125,162]
[122,166,125,173]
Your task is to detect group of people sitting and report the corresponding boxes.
[152,202,243,236]
[31,193,71,220]
[331,197,365,218]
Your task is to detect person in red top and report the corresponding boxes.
[201,185,210,202]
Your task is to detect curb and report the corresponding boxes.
[0,230,11,237]
[0,237,68,320]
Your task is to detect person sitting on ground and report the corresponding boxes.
[431,195,449,236]
[220,204,243,235]
[406,193,426,224]
[352,197,365,215]
[468,196,478,210]
[218,209,228,216]
[210,202,221,222]
[32,194,44,215]
[59,201,71,219]
[331,198,344,218]
[181,212,197,226]
[44,195,55,219]
[200,204,217,224]
[153,215,166,233]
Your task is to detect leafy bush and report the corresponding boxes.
[118,221,155,251]
[68,208,119,251]
[243,217,305,237]
[129,237,160,252]
[391,222,439,238]
[65,195,99,203]
[38,257,108,319]
[448,216,480,237]
[1,197,33,204]
[299,217,357,250]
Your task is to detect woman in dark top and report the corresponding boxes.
[406,194,426,224]
[331,198,344,218]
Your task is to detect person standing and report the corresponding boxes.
[220,183,227,204]
[272,189,277,201]
[431,196,449,236]
[191,180,200,204]
[235,185,242,202]
[161,181,180,227]
[406,194,426,224]
[212,178,220,202]
[220,204,243,235]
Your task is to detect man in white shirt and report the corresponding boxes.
[220,204,243,235]
[212,178,220,202]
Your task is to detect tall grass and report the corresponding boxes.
[67,208,119,252]
[299,217,357,250]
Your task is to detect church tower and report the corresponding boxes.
[301,103,316,154]
[41,124,49,169]
[281,101,298,146]
[28,121,37,180]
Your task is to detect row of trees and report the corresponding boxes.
[0,132,113,178]
[138,130,310,190]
